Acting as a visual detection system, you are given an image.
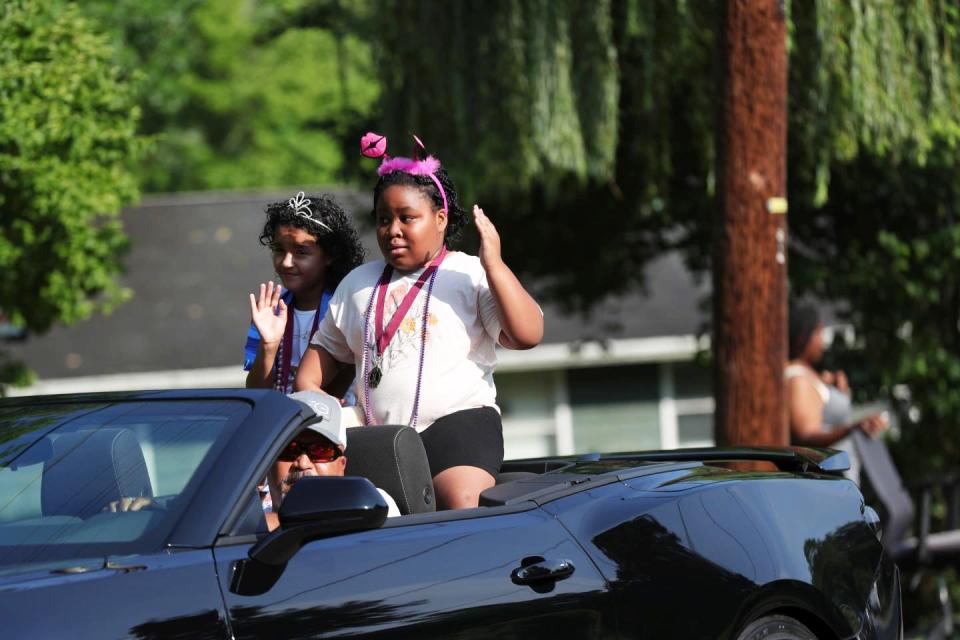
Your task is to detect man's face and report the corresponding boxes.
[268,430,347,506]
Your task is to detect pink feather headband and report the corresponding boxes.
[360,132,448,214]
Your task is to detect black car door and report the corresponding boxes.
[215,503,616,639]
[0,549,229,638]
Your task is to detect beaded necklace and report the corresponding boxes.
[361,247,447,428]
[273,291,330,393]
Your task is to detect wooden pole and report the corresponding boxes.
[713,0,788,447]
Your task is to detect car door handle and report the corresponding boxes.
[511,558,575,585]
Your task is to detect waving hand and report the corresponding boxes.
[249,281,287,345]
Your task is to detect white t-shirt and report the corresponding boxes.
[378,488,401,518]
[312,252,501,431]
[290,308,318,369]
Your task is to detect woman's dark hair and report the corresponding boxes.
[259,194,365,291]
[788,303,821,360]
[372,165,468,244]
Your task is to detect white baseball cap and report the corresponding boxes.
[287,391,347,450]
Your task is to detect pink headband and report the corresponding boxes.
[360,132,448,213]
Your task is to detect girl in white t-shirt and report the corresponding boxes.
[244,193,364,394]
[296,133,544,510]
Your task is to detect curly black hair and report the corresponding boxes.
[372,165,468,244]
[259,194,365,291]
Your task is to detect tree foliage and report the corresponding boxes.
[84,0,380,192]
[377,0,715,307]
[374,0,960,299]
[379,0,619,195]
[0,0,143,390]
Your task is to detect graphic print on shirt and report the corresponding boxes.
[376,281,439,375]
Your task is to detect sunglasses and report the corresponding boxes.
[278,439,343,463]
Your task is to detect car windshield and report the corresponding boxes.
[0,399,250,570]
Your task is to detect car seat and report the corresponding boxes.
[41,428,153,519]
[344,425,434,515]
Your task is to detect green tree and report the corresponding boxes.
[84,0,380,192]
[376,0,712,308]
[0,0,143,391]
[373,0,960,307]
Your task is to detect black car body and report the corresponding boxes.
[0,390,901,639]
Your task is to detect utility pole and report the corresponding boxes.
[713,0,788,447]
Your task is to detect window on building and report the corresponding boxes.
[496,371,557,459]
[673,360,714,447]
[677,412,713,447]
[568,364,660,453]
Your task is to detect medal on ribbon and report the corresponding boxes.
[368,357,383,388]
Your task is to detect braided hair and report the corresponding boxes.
[259,194,365,291]
[372,166,468,244]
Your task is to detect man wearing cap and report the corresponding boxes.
[264,416,400,531]
[109,393,400,524]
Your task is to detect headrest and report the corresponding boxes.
[344,425,434,515]
[42,429,153,519]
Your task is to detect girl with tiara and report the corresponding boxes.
[296,133,544,510]
[245,192,364,394]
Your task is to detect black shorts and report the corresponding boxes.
[419,407,504,479]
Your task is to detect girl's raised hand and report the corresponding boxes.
[473,205,504,272]
[249,281,287,345]
[471,204,544,350]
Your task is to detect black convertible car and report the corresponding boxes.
[0,390,900,639]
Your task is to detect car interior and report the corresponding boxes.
[0,428,164,549]
[0,402,241,556]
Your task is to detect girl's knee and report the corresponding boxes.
[434,482,475,510]
[433,469,493,510]
[440,493,475,510]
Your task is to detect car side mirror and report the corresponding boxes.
[230,476,388,596]
[251,476,387,565]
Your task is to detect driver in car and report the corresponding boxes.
[264,418,400,530]
[107,414,401,525]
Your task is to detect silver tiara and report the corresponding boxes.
[288,191,332,232]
